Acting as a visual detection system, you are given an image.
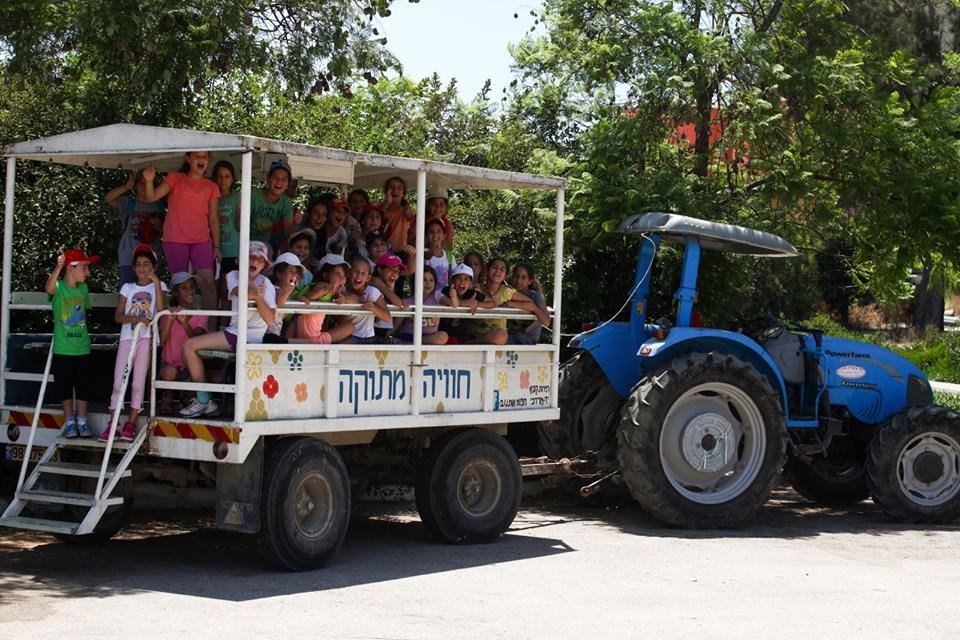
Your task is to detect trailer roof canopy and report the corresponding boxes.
[4,123,566,191]
[616,212,798,257]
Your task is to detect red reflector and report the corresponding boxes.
[581,323,596,331]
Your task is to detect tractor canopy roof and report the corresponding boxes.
[616,212,797,257]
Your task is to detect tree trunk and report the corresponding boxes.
[912,268,945,332]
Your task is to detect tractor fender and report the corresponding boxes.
[636,328,790,410]
[568,322,641,398]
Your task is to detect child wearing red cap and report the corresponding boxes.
[103,244,165,442]
[44,249,100,438]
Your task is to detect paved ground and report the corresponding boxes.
[1,487,959,640]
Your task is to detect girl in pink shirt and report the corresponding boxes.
[142,151,220,313]
[158,272,208,414]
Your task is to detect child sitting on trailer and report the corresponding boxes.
[286,257,355,344]
[158,272,208,414]
[44,249,100,438]
[335,257,391,345]
[179,241,277,418]
[103,244,166,441]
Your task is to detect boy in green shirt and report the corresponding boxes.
[44,249,99,438]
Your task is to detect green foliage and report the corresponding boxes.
[934,391,960,412]
[0,0,399,124]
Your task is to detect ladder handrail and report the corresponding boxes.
[14,342,54,494]
[95,322,143,499]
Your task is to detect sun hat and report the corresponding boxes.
[288,228,316,245]
[63,249,100,266]
[315,254,348,272]
[248,241,272,267]
[268,158,292,178]
[427,187,449,201]
[270,252,305,274]
[132,243,158,265]
[169,272,197,288]
[376,253,407,273]
[450,263,474,280]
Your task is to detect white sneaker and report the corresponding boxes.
[180,398,218,418]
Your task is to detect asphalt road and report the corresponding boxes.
[1,488,958,640]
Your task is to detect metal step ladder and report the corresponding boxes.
[1,325,145,536]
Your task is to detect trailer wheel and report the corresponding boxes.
[416,429,522,543]
[785,456,869,506]
[258,437,350,570]
[618,352,787,528]
[866,406,960,523]
[537,352,622,459]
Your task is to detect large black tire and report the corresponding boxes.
[53,451,134,545]
[866,405,960,523]
[785,456,869,506]
[258,437,351,570]
[416,429,522,544]
[618,352,787,528]
[537,352,622,459]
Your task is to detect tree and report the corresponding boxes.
[510,0,960,329]
[0,0,400,125]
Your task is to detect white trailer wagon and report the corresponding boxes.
[0,124,566,569]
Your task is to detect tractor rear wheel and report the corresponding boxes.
[537,352,622,459]
[618,352,787,528]
[866,405,960,523]
[785,456,869,506]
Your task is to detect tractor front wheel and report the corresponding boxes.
[866,406,960,523]
[618,352,787,528]
[537,352,622,459]
[785,456,869,507]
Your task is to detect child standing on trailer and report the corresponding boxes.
[421,218,456,289]
[426,187,456,252]
[44,249,100,438]
[104,170,164,286]
[158,272,207,414]
[179,241,278,418]
[103,244,166,442]
[213,160,241,302]
[141,152,220,313]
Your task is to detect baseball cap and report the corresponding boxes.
[169,272,197,288]
[62,249,100,266]
[315,253,348,272]
[132,243,158,265]
[268,158,292,178]
[376,253,406,272]
[450,263,474,280]
[427,187,449,201]
[288,228,316,245]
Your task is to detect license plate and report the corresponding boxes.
[7,445,54,463]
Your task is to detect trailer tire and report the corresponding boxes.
[537,352,622,459]
[866,405,960,523]
[416,429,522,544]
[258,437,350,570]
[618,352,787,528]
[785,456,869,506]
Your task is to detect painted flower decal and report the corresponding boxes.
[263,374,279,399]
[497,371,509,391]
[287,351,303,371]
[245,388,268,421]
[245,352,263,380]
[268,350,281,364]
[537,366,549,384]
[506,351,519,368]
[520,370,531,389]
[295,382,308,402]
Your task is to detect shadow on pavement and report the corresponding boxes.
[528,484,960,539]
[0,504,574,604]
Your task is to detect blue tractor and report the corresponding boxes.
[540,212,960,527]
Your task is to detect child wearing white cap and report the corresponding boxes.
[180,241,277,418]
